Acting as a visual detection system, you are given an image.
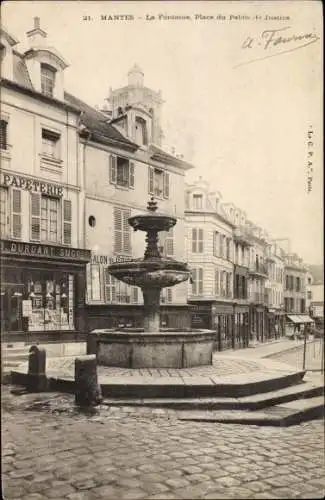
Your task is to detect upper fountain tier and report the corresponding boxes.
[128,197,176,233]
[107,198,191,289]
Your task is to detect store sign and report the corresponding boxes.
[91,254,133,265]
[1,240,91,263]
[1,173,63,197]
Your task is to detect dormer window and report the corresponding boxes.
[193,194,203,210]
[135,116,148,146]
[41,64,56,97]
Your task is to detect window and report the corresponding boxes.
[30,194,71,245]
[42,129,60,159]
[114,207,131,254]
[0,187,8,237]
[41,196,60,242]
[300,299,305,313]
[0,120,8,150]
[192,228,203,253]
[148,167,169,198]
[159,227,174,257]
[88,215,96,228]
[296,277,300,292]
[226,239,231,260]
[193,194,203,210]
[135,116,148,145]
[215,269,220,296]
[213,232,219,257]
[226,273,232,297]
[104,271,138,304]
[41,64,56,97]
[191,268,203,295]
[307,290,312,300]
[109,155,134,189]
[161,288,173,304]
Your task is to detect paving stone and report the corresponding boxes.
[165,477,191,488]
[42,485,75,498]
[245,480,274,493]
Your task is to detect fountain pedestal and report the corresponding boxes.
[89,329,215,368]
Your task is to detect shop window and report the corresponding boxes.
[192,228,203,253]
[109,155,134,189]
[0,119,8,150]
[114,207,131,254]
[42,129,60,159]
[104,270,137,304]
[26,274,74,331]
[191,268,203,295]
[0,186,8,237]
[41,64,56,97]
[148,167,169,199]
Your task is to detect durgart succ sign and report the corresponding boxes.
[1,240,91,263]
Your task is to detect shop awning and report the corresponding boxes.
[287,314,314,324]
[287,315,302,324]
[298,315,314,323]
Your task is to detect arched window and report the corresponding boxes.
[135,116,148,145]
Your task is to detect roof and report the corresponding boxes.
[12,51,33,89]
[149,144,194,171]
[64,92,138,150]
[308,264,324,284]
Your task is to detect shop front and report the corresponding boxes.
[1,239,91,342]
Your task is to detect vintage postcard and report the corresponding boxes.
[1,1,324,499]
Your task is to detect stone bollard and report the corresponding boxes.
[28,345,47,392]
[75,355,102,407]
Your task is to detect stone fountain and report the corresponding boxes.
[88,198,214,368]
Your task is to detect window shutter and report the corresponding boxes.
[122,209,131,253]
[163,172,170,199]
[114,207,123,253]
[131,287,138,304]
[198,228,203,253]
[129,162,135,188]
[192,228,197,253]
[215,269,219,296]
[12,189,21,239]
[63,199,72,245]
[165,227,174,256]
[0,120,8,150]
[198,268,203,294]
[31,193,41,241]
[109,155,117,184]
[192,268,197,295]
[167,288,173,303]
[148,167,154,194]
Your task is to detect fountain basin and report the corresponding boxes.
[88,329,215,368]
[107,258,191,288]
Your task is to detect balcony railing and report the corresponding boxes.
[248,263,269,277]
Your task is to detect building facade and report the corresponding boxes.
[283,253,313,335]
[185,180,250,350]
[0,20,90,342]
[264,242,285,337]
[73,67,193,331]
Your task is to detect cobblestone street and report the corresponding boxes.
[2,386,325,500]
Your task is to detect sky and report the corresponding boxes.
[2,0,323,264]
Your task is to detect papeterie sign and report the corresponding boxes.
[1,173,63,197]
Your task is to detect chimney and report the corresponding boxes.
[26,17,47,48]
